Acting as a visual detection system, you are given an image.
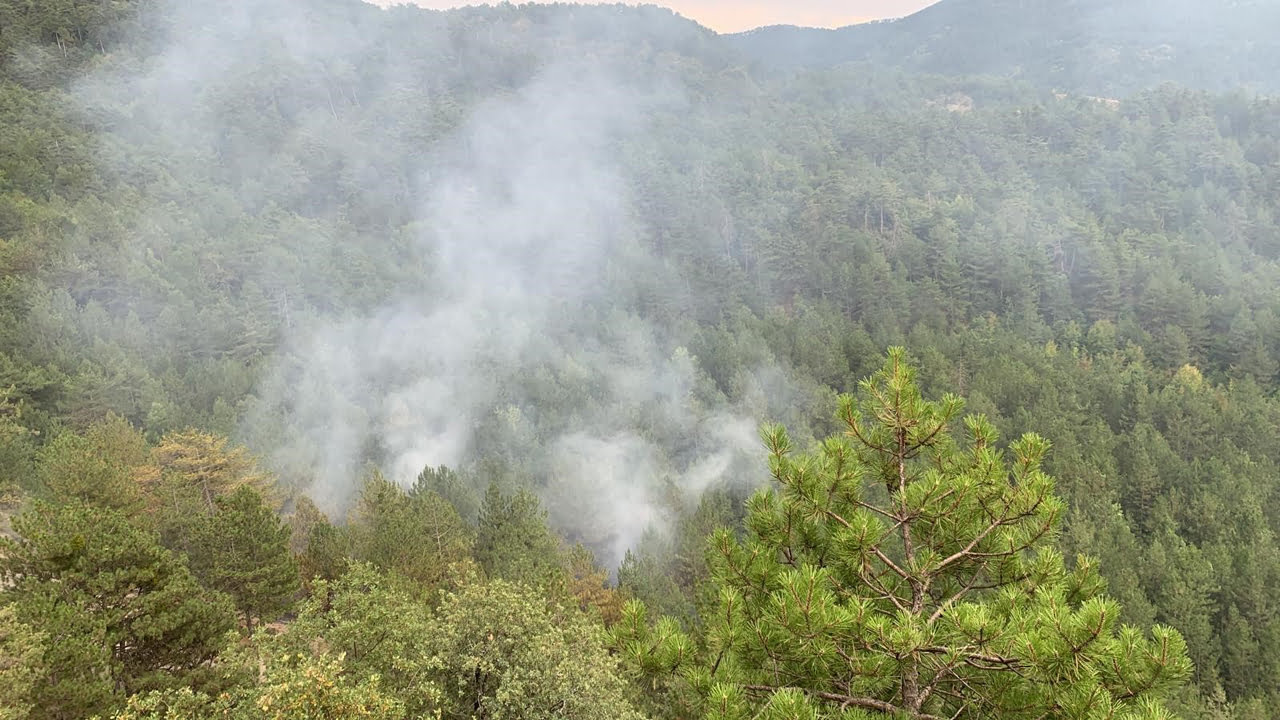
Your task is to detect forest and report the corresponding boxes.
[1,0,1279,718]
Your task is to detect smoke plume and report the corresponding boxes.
[68,0,787,567]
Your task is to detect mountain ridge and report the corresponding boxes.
[727,0,1280,95]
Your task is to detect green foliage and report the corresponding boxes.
[0,386,36,529]
[429,577,644,720]
[184,486,301,631]
[0,0,1277,716]
[138,430,273,516]
[289,496,349,587]
[0,502,237,719]
[36,414,146,511]
[618,487,745,623]
[110,688,223,720]
[414,464,481,525]
[247,652,405,720]
[619,541,696,621]
[298,519,350,587]
[731,0,1280,96]
[112,654,404,720]
[135,430,278,557]
[240,563,640,720]
[348,469,473,589]
[475,482,563,588]
[0,604,44,720]
[564,543,625,623]
[270,563,441,716]
[620,350,1191,719]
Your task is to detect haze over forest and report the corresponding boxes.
[378,0,942,33]
[1,0,1279,719]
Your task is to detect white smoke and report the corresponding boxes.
[72,0,784,568]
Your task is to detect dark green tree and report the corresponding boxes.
[475,483,563,587]
[413,464,481,525]
[185,486,301,631]
[0,502,236,719]
[0,388,36,533]
[289,497,349,588]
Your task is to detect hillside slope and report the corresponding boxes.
[730,0,1280,95]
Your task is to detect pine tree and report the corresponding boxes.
[0,387,36,535]
[564,544,624,623]
[135,430,277,554]
[475,483,563,588]
[348,469,473,589]
[0,502,236,719]
[619,349,1191,720]
[0,604,44,720]
[37,414,147,512]
[413,464,481,525]
[185,486,301,631]
[289,497,349,588]
[136,430,273,518]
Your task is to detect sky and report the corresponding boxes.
[369,0,941,33]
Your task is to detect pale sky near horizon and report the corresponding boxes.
[370,1,940,33]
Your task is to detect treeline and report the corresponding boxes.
[1,416,650,718]
[0,357,1204,719]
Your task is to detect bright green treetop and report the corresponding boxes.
[619,348,1191,720]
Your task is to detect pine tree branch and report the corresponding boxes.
[856,562,910,614]
[918,646,1021,668]
[868,545,912,582]
[904,417,951,458]
[800,494,912,587]
[845,419,891,455]
[740,684,945,720]
[927,573,1028,624]
[930,492,1049,576]
[856,499,901,523]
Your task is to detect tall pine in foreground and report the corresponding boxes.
[619,348,1190,720]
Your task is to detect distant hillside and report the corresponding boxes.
[729,0,1280,95]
